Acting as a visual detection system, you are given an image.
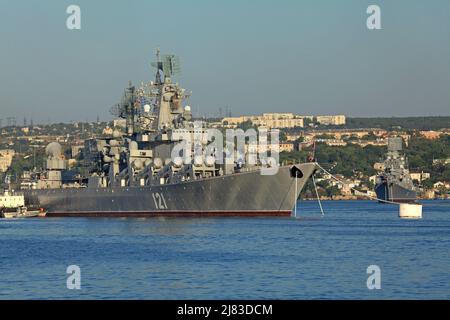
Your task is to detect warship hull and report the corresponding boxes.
[375,181,417,203]
[25,163,316,217]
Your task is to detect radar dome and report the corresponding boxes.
[45,142,62,158]
[143,104,151,113]
[112,130,122,139]
[129,141,138,151]
[173,157,183,168]
[194,155,203,167]
[109,139,119,147]
[133,159,143,170]
[205,156,215,167]
[184,106,191,112]
[153,158,163,169]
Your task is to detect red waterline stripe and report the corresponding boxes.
[46,211,292,218]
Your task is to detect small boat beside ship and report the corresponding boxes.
[0,190,46,219]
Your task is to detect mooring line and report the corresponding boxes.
[312,173,325,216]
[294,173,298,218]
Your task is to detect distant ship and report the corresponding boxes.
[24,51,316,217]
[374,137,417,203]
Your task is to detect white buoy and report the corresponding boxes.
[399,203,423,219]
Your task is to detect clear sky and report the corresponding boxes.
[0,0,449,124]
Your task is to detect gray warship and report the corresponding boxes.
[24,51,316,217]
[374,137,417,203]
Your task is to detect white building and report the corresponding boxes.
[222,113,304,129]
[410,171,431,183]
[0,150,15,173]
[316,115,346,126]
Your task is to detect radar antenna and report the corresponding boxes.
[151,51,181,80]
[154,48,162,85]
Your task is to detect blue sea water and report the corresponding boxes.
[0,200,449,300]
